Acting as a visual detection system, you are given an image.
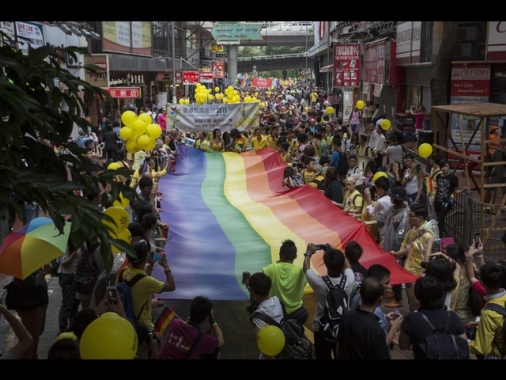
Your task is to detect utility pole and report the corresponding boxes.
[171,22,177,104]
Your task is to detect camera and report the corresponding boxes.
[474,233,480,249]
[106,286,117,304]
[465,324,478,340]
[242,271,251,285]
[314,244,329,251]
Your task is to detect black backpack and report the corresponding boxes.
[318,275,349,342]
[253,301,313,360]
[418,311,469,360]
[336,151,349,176]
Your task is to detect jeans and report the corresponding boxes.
[58,273,79,332]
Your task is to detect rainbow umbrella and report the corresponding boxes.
[0,217,71,279]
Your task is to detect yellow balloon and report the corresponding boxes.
[418,143,433,158]
[125,139,139,154]
[107,162,120,170]
[184,99,190,105]
[373,171,388,183]
[113,192,130,209]
[326,106,335,115]
[356,100,365,110]
[111,228,132,253]
[257,325,285,356]
[137,134,152,150]
[121,111,137,126]
[119,126,132,141]
[138,113,152,125]
[103,206,129,233]
[132,119,147,135]
[380,119,392,130]
[145,137,157,152]
[215,87,220,93]
[179,98,185,105]
[79,315,137,359]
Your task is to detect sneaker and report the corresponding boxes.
[385,300,403,308]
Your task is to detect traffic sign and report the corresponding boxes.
[212,23,263,41]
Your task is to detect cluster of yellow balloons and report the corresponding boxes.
[257,325,285,356]
[80,312,138,359]
[418,143,433,158]
[356,100,365,110]
[120,110,162,154]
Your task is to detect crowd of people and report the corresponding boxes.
[1,83,505,361]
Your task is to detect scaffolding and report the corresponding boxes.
[432,102,506,257]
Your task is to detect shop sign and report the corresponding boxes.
[103,87,141,98]
[333,43,361,87]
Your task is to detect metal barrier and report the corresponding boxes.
[446,191,506,263]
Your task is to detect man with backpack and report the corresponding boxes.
[248,272,312,360]
[118,240,176,329]
[303,243,355,359]
[330,139,348,180]
[468,263,506,359]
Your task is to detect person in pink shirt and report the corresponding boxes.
[157,108,167,136]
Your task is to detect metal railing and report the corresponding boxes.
[446,191,506,263]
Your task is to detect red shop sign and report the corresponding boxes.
[103,87,141,98]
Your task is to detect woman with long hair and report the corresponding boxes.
[210,128,225,152]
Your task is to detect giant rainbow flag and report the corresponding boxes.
[153,145,418,301]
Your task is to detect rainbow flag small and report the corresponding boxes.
[154,306,178,336]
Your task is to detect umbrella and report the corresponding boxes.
[0,217,72,279]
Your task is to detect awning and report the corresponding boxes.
[320,64,333,73]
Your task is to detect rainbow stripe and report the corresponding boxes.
[153,145,417,301]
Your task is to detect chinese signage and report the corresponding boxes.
[165,102,260,132]
[16,21,44,50]
[212,61,226,79]
[183,71,199,85]
[103,87,141,98]
[84,54,109,87]
[102,21,152,57]
[251,78,273,88]
[448,63,491,157]
[333,43,361,87]
[200,72,213,84]
[395,21,422,65]
[363,41,386,84]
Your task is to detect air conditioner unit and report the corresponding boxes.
[457,26,477,41]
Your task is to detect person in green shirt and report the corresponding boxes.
[262,239,308,324]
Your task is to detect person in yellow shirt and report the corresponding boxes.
[250,127,269,151]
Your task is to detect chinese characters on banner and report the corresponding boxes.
[334,43,361,87]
